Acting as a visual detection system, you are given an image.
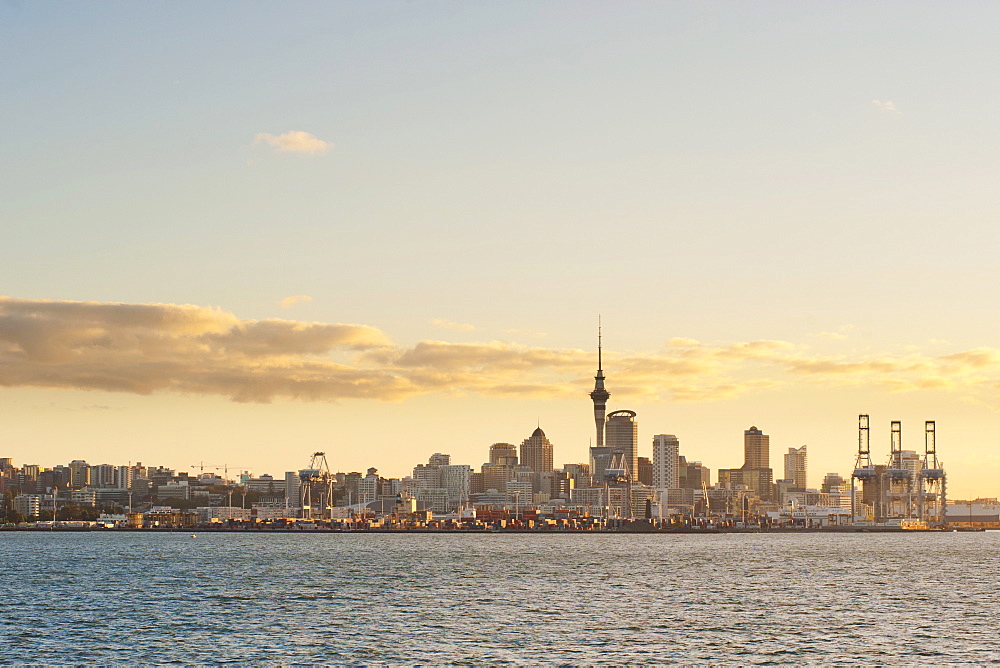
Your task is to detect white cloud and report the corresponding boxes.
[253,131,332,155]
[279,295,313,309]
[872,99,900,114]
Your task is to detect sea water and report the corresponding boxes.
[2,531,998,664]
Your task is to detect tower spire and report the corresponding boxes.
[598,315,603,374]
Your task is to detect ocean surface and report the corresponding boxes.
[2,531,999,665]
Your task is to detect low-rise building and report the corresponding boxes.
[13,494,42,519]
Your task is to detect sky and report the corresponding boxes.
[2,2,999,496]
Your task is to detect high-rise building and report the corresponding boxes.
[637,457,653,486]
[821,472,847,494]
[428,453,451,468]
[439,464,471,507]
[652,434,680,490]
[469,471,484,495]
[481,463,513,492]
[549,469,574,499]
[563,463,591,489]
[605,410,638,480]
[489,443,517,465]
[357,468,380,505]
[719,426,774,500]
[411,464,441,489]
[784,446,807,489]
[115,465,133,490]
[90,464,116,488]
[284,471,301,507]
[677,456,711,490]
[520,427,554,474]
[68,460,90,489]
[743,427,769,469]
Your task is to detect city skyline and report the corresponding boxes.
[0,299,985,493]
[3,3,1000,495]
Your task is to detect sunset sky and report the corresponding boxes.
[3,2,999,495]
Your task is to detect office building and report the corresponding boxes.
[481,462,512,492]
[652,434,680,490]
[821,472,847,494]
[784,446,807,489]
[68,460,91,489]
[744,427,769,469]
[677,456,711,490]
[637,457,653,486]
[520,427,554,474]
[428,453,451,468]
[605,410,638,480]
[439,464,471,507]
[489,443,517,465]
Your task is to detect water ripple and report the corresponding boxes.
[3,532,1000,664]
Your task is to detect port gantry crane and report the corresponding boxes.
[299,452,334,520]
[885,420,914,520]
[851,414,876,524]
[918,421,947,526]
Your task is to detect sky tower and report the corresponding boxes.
[589,319,610,448]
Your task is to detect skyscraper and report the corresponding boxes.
[605,410,638,480]
[743,426,770,469]
[652,434,680,490]
[722,425,773,500]
[784,446,807,489]
[520,427,554,474]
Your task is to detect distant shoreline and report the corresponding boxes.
[1,525,941,534]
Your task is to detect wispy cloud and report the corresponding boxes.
[814,324,853,340]
[279,295,313,309]
[3,297,1000,407]
[431,318,480,332]
[253,131,332,155]
[667,337,700,347]
[872,99,900,114]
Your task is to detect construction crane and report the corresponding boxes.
[189,463,250,481]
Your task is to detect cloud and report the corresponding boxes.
[253,131,332,155]
[279,295,313,309]
[431,318,480,332]
[4,296,1000,407]
[872,99,900,113]
[816,324,854,340]
[667,337,700,347]
[0,297,399,403]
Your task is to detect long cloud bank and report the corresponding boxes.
[0,297,996,405]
